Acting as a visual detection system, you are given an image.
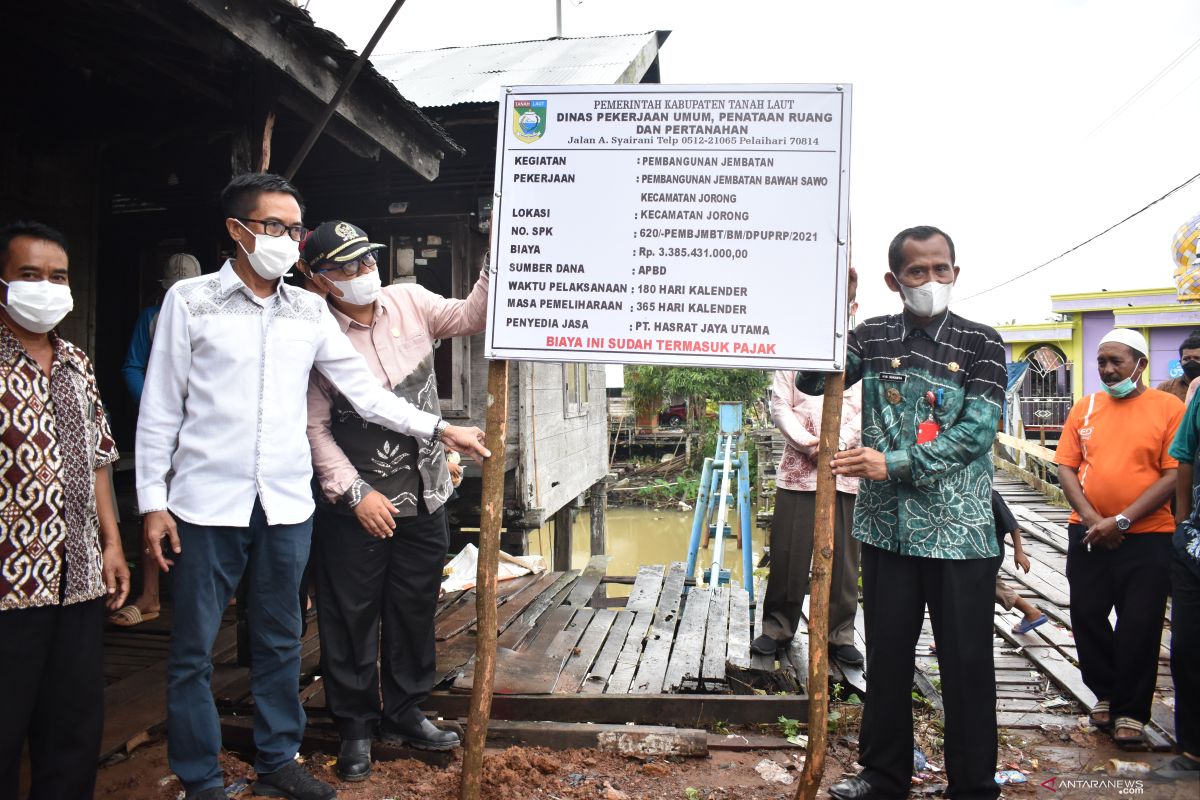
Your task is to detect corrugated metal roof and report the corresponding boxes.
[265,0,463,155]
[374,32,668,108]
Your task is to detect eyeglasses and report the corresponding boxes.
[316,251,378,277]
[238,217,307,241]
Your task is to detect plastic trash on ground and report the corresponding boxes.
[994,770,1028,785]
[441,543,546,593]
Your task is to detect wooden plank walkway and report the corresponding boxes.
[96,465,1175,758]
[744,470,1176,749]
[280,557,808,729]
[990,475,1176,749]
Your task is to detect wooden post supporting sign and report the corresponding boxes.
[458,359,509,800]
[795,372,846,800]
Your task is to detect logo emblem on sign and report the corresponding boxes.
[512,99,547,143]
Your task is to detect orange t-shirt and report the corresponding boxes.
[1055,388,1184,533]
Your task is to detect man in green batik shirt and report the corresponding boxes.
[804,226,1006,800]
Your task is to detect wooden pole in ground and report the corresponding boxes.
[589,477,608,555]
[459,359,510,800]
[553,505,573,571]
[795,371,846,800]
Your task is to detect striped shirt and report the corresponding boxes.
[799,310,1006,559]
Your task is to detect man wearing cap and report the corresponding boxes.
[299,220,489,781]
[1055,328,1182,746]
[111,252,202,628]
[137,174,491,800]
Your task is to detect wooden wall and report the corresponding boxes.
[515,362,608,528]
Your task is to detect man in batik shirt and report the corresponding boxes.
[0,221,128,799]
[802,226,1005,800]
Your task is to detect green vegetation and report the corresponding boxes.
[636,471,701,503]
[624,365,770,423]
[777,715,802,739]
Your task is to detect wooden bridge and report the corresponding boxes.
[96,463,1179,765]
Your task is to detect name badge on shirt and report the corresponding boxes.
[878,372,906,383]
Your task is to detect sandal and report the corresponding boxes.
[1088,700,1112,730]
[1112,717,1145,745]
[1012,614,1048,634]
[108,605,160,627]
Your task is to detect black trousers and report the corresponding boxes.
[0,598,105,800]
[762,489,860,646]
[859,544,999,800]
[1066,525,1171,723]
[313,505,448,739]
[1171,554,1200,756]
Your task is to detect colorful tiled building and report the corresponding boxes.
[996,287,1200,435]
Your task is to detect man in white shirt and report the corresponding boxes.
[136,173,489,800]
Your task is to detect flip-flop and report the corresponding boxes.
[108,605,160,627]
[1113,717,1146,745]
[1012,614,1048,634]
[1089,700,1113,730]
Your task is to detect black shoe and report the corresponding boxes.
[1149,755,1200,782]
[253,760,336,800]
[828,775,878,800]
[336,738,372,782]
[186,789,228,800]
[380,714,462,751]
[831,644,865,666]
[751,634,782,655]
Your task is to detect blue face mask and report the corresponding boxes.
[1102,359,1144,398]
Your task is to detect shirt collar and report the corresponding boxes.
[901,309,951,343]
[0,320,85,375]
[217,259,285,303]
[326,298,384,333]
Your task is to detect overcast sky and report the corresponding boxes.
[306,0,1200,327]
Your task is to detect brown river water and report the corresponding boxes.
[526,505,767,596]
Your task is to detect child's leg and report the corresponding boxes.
[1012,595,1041,621]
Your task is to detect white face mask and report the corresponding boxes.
[332,267,381,306]
[899,280,953,317]
[235,221,299,280]
[1,279,73,333]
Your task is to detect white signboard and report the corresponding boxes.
[486,83,852,371]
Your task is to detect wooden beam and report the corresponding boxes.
[221,717,454,768]
[426,692,808,727]
[282,0,407,180]
[553,505,573,572]
[589,477,608,555]
[996,431,1057,463]
[462,720,707,756]
[182,0,444,180]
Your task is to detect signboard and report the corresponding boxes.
[486,83,852,371]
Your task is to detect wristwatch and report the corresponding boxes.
[1114,513,1132,532]
[431,419,447,443]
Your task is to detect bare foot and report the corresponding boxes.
[133,595,160,616]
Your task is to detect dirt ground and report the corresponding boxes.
[97,739,837,800]
[96,708,1197,800]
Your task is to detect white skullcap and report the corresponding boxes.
[1098,328,1148,357]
